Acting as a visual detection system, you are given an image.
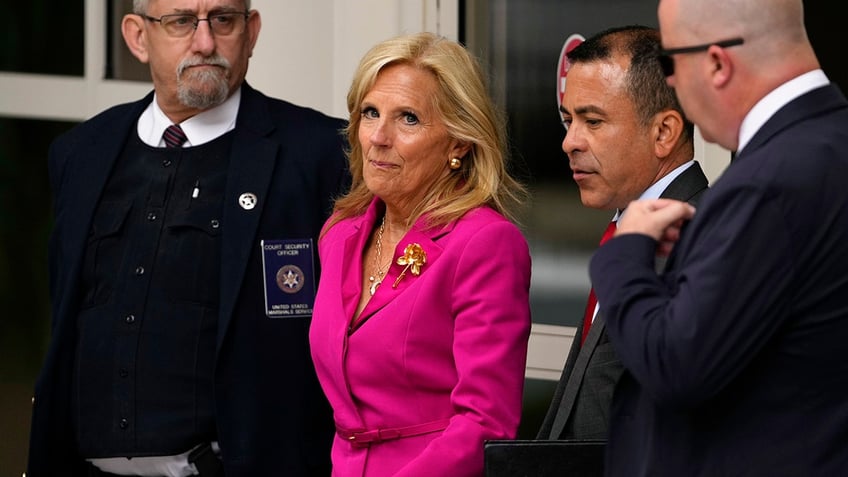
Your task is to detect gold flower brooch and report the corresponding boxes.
[392,243,427,288]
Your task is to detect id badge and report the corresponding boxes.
[261,239,315,318]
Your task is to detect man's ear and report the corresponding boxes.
[705,44,735,89]
[122,14,149,64]
[245,10,262,58]
[654,110,684,158]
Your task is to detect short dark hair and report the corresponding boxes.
[567,25,694,140]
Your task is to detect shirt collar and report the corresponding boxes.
[639,160,695,201]
[137,88,242,147]
[613,160,696,223]
[738,69,829,153]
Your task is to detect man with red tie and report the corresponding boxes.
[536,25,708,447]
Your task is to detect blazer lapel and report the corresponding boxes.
[549,315,607,438]
[659,161,708,204]
[340,208,378,325]
[349,214,450,332]
[659,161,710,272]
[217,84,279,351]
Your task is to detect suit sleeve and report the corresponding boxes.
[590,183,796,408]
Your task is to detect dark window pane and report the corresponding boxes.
[0,117,74,474]
[0,116,74,473]
[465,0,659,327]
[806,3,848,94]
[0,0,84,75]
[501,0,658,185]
[0,117,73,379]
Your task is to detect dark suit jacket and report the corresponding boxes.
[591,84,848,476]
[27,83,350,476]
[538,161,708,441]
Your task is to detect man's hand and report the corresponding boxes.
[617,199,696,256]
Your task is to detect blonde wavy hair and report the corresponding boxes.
[327,31,527,232]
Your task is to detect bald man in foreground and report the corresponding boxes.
[590,0,848,475]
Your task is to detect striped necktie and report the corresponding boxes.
[163,124,187,148]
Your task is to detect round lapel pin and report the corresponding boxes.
[239,192,258,210]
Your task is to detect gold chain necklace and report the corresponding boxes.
[368,215,389,296]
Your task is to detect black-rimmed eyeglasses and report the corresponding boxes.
[143,12,250,38]
[657,37,744,77]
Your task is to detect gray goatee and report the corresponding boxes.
[176,55,231,109]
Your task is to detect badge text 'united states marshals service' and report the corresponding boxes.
[261,238,316,317]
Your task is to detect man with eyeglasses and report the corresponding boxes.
[589,0,848,475]
[26,1,349,476]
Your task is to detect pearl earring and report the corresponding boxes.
[449,157,462,170]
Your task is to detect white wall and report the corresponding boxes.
[246,0,459,119]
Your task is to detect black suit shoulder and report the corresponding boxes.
[264,94,347,130]
[239,84,347,139]
[47,95,151,201]
[237,85,349,185]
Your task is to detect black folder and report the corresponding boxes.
[483,439,605,477]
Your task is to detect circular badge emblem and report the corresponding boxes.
[276,265,305,294]
[239,192,258,210]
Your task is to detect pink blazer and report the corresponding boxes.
[310,199,532,477]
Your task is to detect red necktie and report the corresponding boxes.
[163,124,187,148]
[580,220,617,346]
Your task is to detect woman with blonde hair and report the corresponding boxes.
[309,31,532,476]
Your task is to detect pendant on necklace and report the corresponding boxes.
[369,275,381,296]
